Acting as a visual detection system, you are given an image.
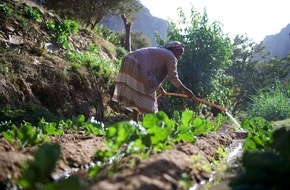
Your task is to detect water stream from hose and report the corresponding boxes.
[225,111,243,131]
[160,93,243,130]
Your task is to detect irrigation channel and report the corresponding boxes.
[191,112,246,190]
[190,138,245,190]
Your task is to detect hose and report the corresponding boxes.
[157,92,226,113]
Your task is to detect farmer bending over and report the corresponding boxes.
[112,41,196,122]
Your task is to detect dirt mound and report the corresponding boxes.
[0,0,117,121]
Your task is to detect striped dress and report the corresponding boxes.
[112,47,183,114]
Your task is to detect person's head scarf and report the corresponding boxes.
[164,41,184,50]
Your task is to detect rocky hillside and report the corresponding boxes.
[0,0,119,123]
[261,23,290,61]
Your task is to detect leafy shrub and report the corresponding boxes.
[45,19,78,48]
[115,46,127,60]
[24,6,41,21]
[1,122,50,148]
[247,81,290,121]
[44,19,55,30]
[88,42,99,53]
[241,117,274,151]
[0,2,13,18]
[94,26,120,46]
[66,50,119,81]
[230,127,290,189]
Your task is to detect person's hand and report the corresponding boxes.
[157,87,167,99]
[159,87,167,97]
[185,89,197,100]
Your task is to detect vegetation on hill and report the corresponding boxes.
[0,0,126,124]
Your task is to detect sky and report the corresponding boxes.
[140,0,290,43]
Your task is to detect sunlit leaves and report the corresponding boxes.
[105,121,136,150]
[92,110,225,176]
[241,117,273,151]
[2,122,49,148]
[1,115,105,148]
[143,111,175,146]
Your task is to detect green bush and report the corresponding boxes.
[247,81,290,121]
[0,2,13,18]
[66,50,119,82]
[24,6,41,21]
[230,127,290,190]
[116,46,127,60]
[94,26,120,46]
[45,19,78,48]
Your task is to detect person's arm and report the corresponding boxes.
[166,56,196,99]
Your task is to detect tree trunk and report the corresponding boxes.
[121,14,131,53]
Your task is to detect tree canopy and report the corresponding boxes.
[43,0,142,29]
[160,7,233,112]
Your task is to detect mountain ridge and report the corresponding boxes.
[261,23,290,60]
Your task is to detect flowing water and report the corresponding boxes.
[225,111,247,132]
[190,139,246,190]
[225,111,241,129]
[190,111,247,190]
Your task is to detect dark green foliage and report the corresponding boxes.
[17,143,81,190]
[230,127,290,190]
[115,46,128,60]
[0,102,59,126]
[226,35,265,111]
[160,7,233,113]
[0,2,13,18]
[45,19,78,48]
[227,35,290,113]
[24,6,41,21]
